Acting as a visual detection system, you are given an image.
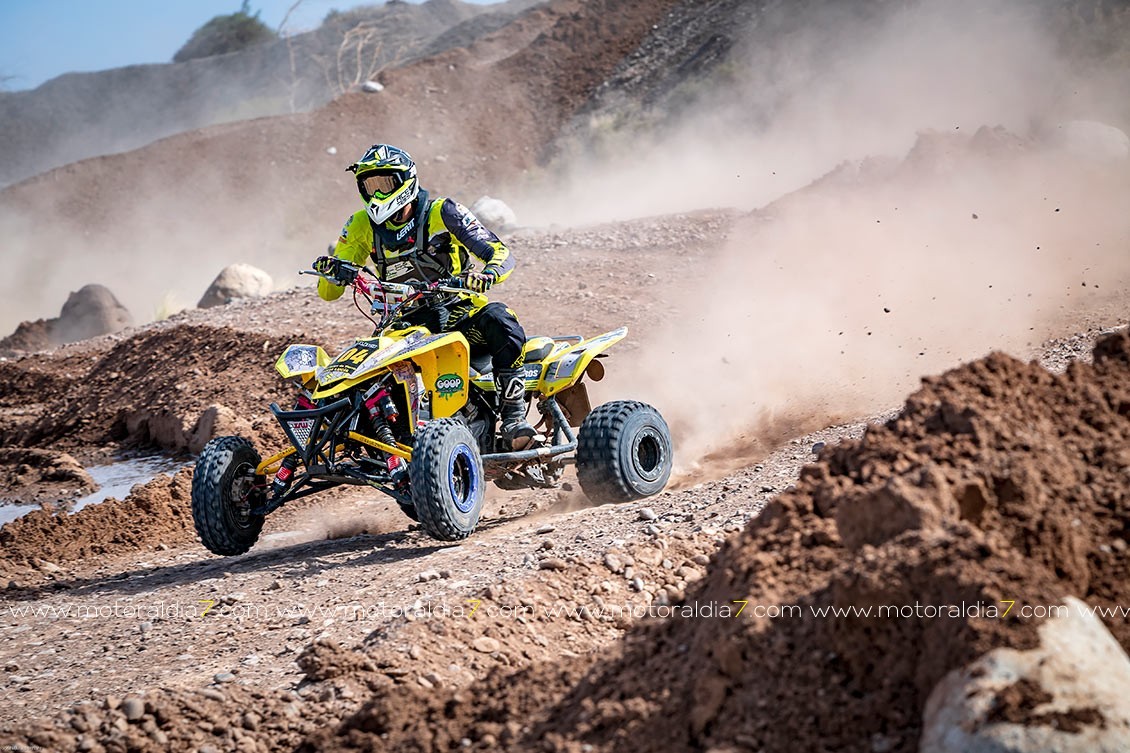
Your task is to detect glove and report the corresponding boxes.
[465,270,496,293]
[313,256,358,286]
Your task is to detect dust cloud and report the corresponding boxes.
[526,0,1130,474]
[0,156,346,336]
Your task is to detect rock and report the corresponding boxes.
[535,524,555,534]
[812,442,826,454]
[691,554,711,566]
[213,672,236,684]
[417,570,442,583]
[34,559,63,573]
[241,712,260,731]
[639,507,658,521]
[188,404,254,454]
[472,636,501,653]
[197,263,273,309]
[326,146,338,155]
[603,553,625,574]
[121,697,145,721]
[469,196,518,230]
[1042,119,1130,161]
[539,557,568,571]
[921,597,1130,752]
[871,733,896,752]
[52,284,133,345]
[360,80,384,93]
[139,621,152,634]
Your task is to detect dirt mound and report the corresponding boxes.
[0,469,193,583]
[0,448,95,506]
[300,327,1130,751]
[0,322,300,454]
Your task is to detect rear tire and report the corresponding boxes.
[576,401,673,504]
[191,436,265,556]
[410,419,485,541]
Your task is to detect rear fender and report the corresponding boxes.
[539,327,626,396]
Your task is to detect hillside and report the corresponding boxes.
[0,0,541,189]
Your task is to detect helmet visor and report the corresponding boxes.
[361,172,402,200]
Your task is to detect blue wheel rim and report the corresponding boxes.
[449,444,480,513]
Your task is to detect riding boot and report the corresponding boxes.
[496,368,536,450]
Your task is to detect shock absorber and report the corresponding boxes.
[272,454,299,497]
[365,388,407,485]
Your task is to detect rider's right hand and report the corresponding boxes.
[313,256,358,286]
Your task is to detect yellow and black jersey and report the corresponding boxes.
[318,190,514,303]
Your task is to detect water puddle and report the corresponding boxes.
[0,503,41,527]
[0,455,187,526]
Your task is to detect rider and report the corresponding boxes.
[313,144,536,450]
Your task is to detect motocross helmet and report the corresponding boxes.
[348,144,419,224]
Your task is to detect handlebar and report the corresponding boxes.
[300,263,466,295]
[301,260,471,329]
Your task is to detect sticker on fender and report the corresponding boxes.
[436,373,464,397]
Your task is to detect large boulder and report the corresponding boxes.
[469,196,518,231]
[1,284,132,353]
[921,596,1130,752]
[197,263,273,309]
[53,284,134,344]
[1042,120,1130,161]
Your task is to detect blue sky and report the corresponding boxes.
[0,0,496,91]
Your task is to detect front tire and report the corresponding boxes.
[191,436,265,555]
[576,401,673,504]
[410,419,485,541]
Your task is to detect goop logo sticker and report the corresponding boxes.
[435,373,464,398]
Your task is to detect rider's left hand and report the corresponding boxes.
[466,270,495,293]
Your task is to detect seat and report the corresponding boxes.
[522,336,555,363]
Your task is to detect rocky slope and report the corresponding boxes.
[0,0,542,189]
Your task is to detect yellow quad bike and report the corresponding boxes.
[191,261,673,554]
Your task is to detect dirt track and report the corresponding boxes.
[1,315,1126,752]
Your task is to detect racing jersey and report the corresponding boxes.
[317,190,514,304]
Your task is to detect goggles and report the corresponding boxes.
[360,172,403,200]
